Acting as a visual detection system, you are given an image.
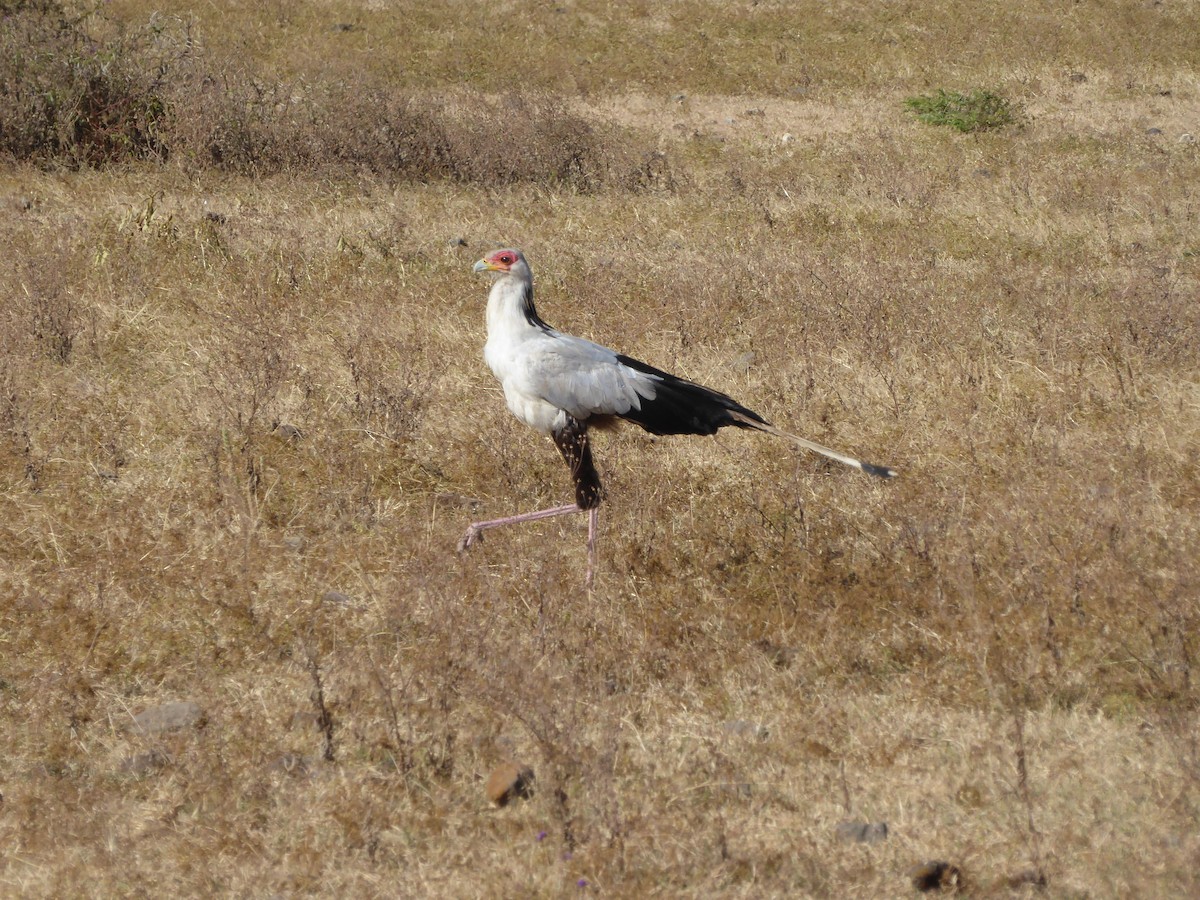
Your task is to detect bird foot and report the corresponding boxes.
[457,526,484,554]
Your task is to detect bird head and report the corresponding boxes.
[473,248,529,280]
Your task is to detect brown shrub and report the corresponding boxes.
[163,73,619,189]
[1,3,635,188]
[0,0,183,165]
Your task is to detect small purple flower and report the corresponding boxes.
[535,830,548,842]
[577,879,588,888]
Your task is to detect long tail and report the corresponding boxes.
[728,411,897,478]
[614,354,897,478]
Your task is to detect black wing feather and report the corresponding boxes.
[614,354,770,436]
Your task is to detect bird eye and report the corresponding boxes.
[499,254,512,263]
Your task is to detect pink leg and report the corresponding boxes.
[585,507,599,590]
[458,503,600,587]
[457,503,581,553]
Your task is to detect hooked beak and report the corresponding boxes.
[473,258,499,274]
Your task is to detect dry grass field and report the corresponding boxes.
[2,1,1199,896]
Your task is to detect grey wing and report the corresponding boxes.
[517,331,661,420]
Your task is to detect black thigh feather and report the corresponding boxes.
[552,416,603,510]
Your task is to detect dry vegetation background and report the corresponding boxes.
[2,0,1199,896]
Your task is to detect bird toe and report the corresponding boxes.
[457,527,484,553]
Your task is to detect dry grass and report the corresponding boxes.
[2,1,1199,897]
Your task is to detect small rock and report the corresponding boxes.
[119,749,170,775]
[955,783,984,808]
[835,820,888,843]
[911,861,962,892]
[449,236,468,248]
[780,133,794,144]
[434,492,482,508]
[721,782,753,799]
[126,701,205,735]
[282,534,306,552]
[801,738,834,759]
[1068,71,1087,83]
[1180,133,1196,143]
[203,211,227,225]
[274,423,303,442]
[672,93,687,103]
[486,761,534,806]
[267,753,311,776]
[729,351,756,374]
[721,720,770,741]
[1005,869,1047,889]
[288,710,322,731]
[320,590,353,606]
[753,638,795,669]
[331,22,356,32]
[1146,127,1163,136]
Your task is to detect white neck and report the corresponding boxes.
[486,274,540,340]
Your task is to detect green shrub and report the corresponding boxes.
[904,88,1016,133]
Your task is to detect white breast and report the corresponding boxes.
[483,279,660,434]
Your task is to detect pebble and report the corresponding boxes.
[835,820,889,843]
[801,738,834,759]
[729,351,756,374]
[126,700,205,735]
[1005,869,1047,889]
[434,492,482,508]
[486,761,534,806]
[753,638,795,669]
[955,783,984,808]
[721,720,770,741]
[320,590,354,606]
[288,710,323,731]
[267,753,311,776]
[119,749,170,775]
[274,423,303,442]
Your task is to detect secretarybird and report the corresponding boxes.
[458,248,896,585]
